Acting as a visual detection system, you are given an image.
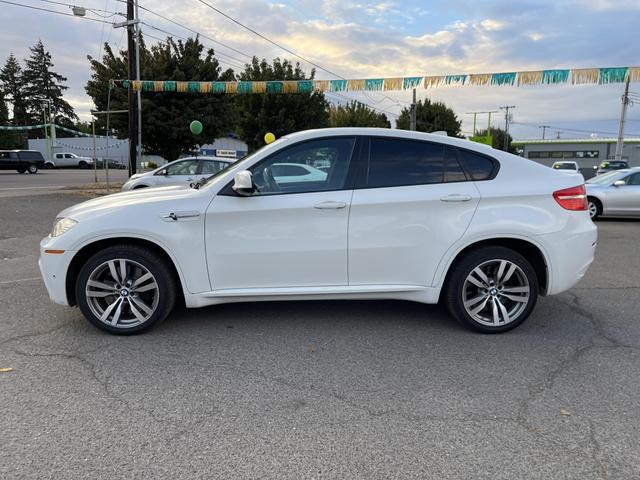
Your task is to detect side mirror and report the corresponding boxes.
[232,170,255,196]
[613,180,626,187]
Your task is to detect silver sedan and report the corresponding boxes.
[586,166,640,219]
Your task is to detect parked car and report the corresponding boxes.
[50,152,94,169]
[121,156,233,191]
[40,128,596,335]
[586,167,640,219]
[271,162,328,184]
[595,160,629,176]
[552,161,579,172]
[0,150,45,173]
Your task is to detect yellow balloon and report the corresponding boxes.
[264,132,276,144]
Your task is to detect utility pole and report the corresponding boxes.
[538,125,551,140]
[556,131,562,139]
[410,88,417,131]
[134,0,142,170]
[466,111,499,136]
[499,105,515,151]
[114,1,140,176]
[614,74,631,161]
[92,119,97,183]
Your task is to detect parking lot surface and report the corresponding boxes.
[0,169,129,197]
[1,192,639,479]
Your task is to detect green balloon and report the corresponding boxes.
[190,120,203,135]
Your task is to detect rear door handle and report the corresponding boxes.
[314,201,347,210]
[440,194,472,202]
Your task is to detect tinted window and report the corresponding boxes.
[65,154,73,158]
[56,153,63,159]
[271,164,309,177]
[457,149,496,180]
[368,138,444,187]
[445,148,469,183]
[18,151,44,160]
[249,137,354,195]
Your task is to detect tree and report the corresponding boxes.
[86,36,236,160]
[396,98,462,137]
[0,53,29,125]
[235,58,329,152]
[22,40,77,126]
[474,128,516,153]
[328,101,390,128]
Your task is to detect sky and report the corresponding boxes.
[1,0,639,139]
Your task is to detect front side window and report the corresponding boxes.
[626,173,640,185]
[164,160,199,176]
[368,138,445,188]
[65,154,73,159]
[248,137,355,195]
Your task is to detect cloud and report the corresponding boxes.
[0,0,636,134]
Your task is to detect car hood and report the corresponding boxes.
[128,171,153,181]
[58,186,200,222]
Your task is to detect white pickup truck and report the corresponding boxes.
[47,152,94,169]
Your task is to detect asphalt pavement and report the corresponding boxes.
[1,191,639,479]
[0,169,130,198]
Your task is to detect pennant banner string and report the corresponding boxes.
[112,67,639,94]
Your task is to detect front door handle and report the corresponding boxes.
[440,194,472,202]
[314,201,347,210]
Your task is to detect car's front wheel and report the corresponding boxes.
[445,246,538,333]
[76,245,177,334]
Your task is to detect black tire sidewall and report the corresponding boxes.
[76,246,177,335]
[445,246,539,333]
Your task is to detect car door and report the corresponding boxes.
[154,159,200,187]
[205,137,358,290]
[605,172,640,215]
[348,138,481,287]
[54,153,66,167]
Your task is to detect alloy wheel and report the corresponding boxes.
[462,259,530,327]
[588,201,598,219]
[85,258,159,328]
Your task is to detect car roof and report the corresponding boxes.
[281,127,497,155]
[175,156,233,162]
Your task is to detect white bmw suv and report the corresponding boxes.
[39,128,597,335]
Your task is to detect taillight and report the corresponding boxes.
[553,184,587,211]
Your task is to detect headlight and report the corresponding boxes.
[51,217,77,237]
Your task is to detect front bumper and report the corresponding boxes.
[39,236,75,306]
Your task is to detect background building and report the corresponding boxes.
[512,137,640,178]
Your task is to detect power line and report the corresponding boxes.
[511,120,640,137]
[35,0,121,16]
[1,0,116,23]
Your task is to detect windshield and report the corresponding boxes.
[599,161,628,170]
[586,170,627,185]
[553,162,576,170]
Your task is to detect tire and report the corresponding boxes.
[78,161,89,169]
[27,164,38,174]
[16,168,26,174]
[444,246,539,333]
[587,197,602,220]
[75,245,177,335]
[44,162,55,169]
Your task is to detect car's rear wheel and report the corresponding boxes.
[445,246,538,333]
[78,161,89,169]
[587,198,601,220]
[27,164,38,174]
[76,245,177,334]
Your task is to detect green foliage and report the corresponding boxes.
[86,36,236,160]
[475,128,516,153]
[0,89,26,149]
[146,161,158,169]
[328,101,390,128]
[22,40,77,125]
[235,58,329,152]
[396,98,462,137]
[0,53,29,125]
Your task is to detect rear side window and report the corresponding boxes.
[456,148,497,180]
[18,151,44,161]
[368,138,445,187]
